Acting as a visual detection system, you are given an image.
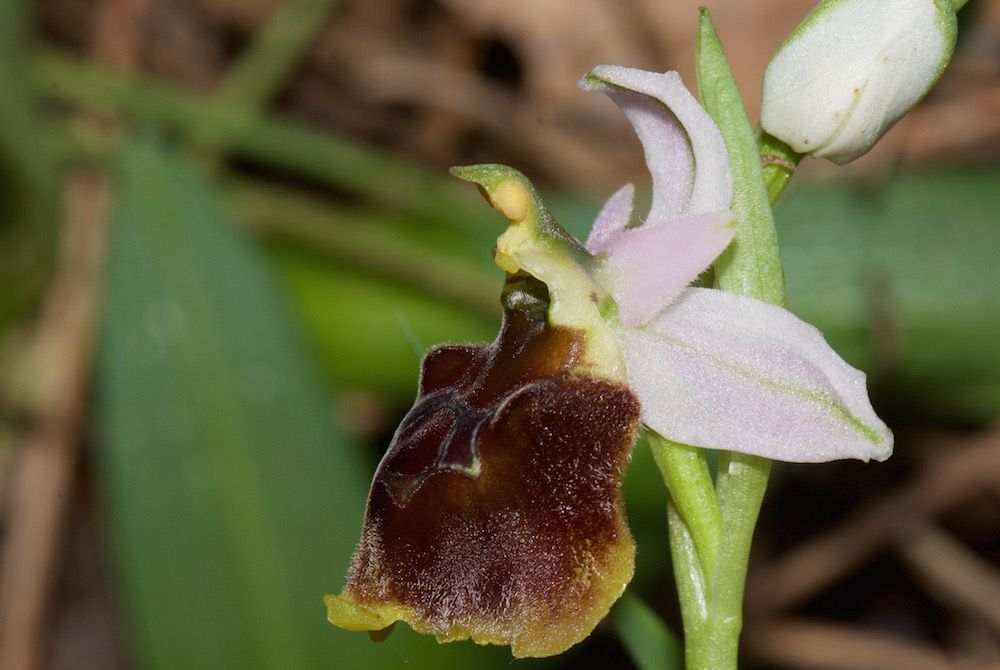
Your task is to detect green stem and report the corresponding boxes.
[649,434,720,575]
[662,454,769,670]
[759,132,802,204]
[676,141,797,668]
[665,501,711,665]
[705,452,772,649]
[218,0,341,109]
[679,141,797,669]
[656,11,807,670]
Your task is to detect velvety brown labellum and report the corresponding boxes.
[339,292,641,657]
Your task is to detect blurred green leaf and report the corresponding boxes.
[269,246,497,397]
[218,0,342,109]
[610,593,683,670]
[95,139,543,669]
[0,0,57,332]
[777,168,1000,421]
[621,434,671,597]
[36,50,481,231]
[228,180,500,317]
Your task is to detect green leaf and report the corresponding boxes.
[218,0,342,108]
[95,139,534,669]
[610,593,683,670]
[34,50,481,232]
[227,180,501,317]
[270,246,497,397]
[0,0,58,332]
[695,8,784,305]
[777,167,1000,422]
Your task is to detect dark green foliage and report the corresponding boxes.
[95,140,540,669]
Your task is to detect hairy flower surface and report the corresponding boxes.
[327,65,892,658]
[326,170,642,658]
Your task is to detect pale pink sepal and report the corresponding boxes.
[586,183,635,255]
[600,213,737,326]
[616,288,893,463]
[581,66,732,218]
[587,84,692,222]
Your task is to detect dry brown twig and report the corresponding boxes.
[0,1,143,668]
[895,520,1000,638]
[747,425,1000,615]
[746,618,966,670]
[744,427,1000,668]
[357,55,622,189]
[0,173,112,670]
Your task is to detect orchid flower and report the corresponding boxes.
[326,65,892,658]
[582,65,892,463]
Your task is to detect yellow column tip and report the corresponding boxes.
[490,179,531,222]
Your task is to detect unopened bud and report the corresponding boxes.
[761,0,957,164]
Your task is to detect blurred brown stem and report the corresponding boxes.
[0,172,112,670]
[747,425,1000,615]
[746,618,957,670]
[895,519,1000,636]
[0,1,140,667]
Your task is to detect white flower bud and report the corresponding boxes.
[761,0,957,164]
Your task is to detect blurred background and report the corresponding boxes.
[1,0,999,668]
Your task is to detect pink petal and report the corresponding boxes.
[615,288,893,463]
[586,183,635,254]
[581,66,732,218]
[600,212,737,326]
[587,85,692,222]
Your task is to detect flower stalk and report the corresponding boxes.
[652,10,799,669]
[759,133,802,205]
